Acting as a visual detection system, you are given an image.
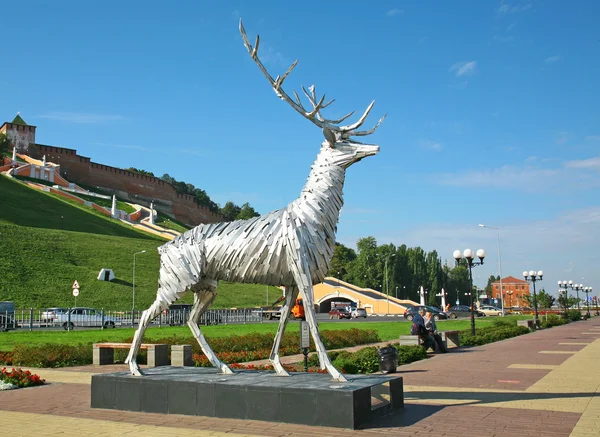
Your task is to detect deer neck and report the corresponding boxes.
[296,148,346,225]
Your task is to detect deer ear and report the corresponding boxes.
[322,127,337,147]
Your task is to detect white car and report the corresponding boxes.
[55,307,118,330]
[351,308,367,318]
[479,305,506,317]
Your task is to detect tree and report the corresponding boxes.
[125,167,154,177]
[448,265,470,306]
[0,133,11,159]
[327,243,357,280]
[523,289,555,310]
[484,275,500,296]
[237,202,259,220]
[220,201,241,221]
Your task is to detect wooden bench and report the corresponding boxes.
[439,330,461,348]
[93,343,169,367]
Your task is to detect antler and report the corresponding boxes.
[239,19,385,139]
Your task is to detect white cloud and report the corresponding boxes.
[545,55,561,64]
[450,61,477,77]
[258,44,290,68]
[565,156,600,170]
[435,165,559,191]
[40,112,126,124]
[497,2,532,15]
[585,135,600,142]
[386,9,404,17]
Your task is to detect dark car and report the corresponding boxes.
[403,305,448,321]
[446,305,485,319]
[329,307,352,319]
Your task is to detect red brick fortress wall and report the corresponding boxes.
[28,144,223,226]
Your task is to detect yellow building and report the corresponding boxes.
[313,277,418,315]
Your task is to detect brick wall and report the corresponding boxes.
[0,122,36,153]
[28,144,223,227]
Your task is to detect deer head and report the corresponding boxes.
[239,20,385,169]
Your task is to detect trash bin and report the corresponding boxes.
[378,346,398,374]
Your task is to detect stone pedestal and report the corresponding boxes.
[171,345,193,367]
[147,344,169,367]
[91,367,404,429]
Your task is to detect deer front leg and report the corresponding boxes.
[269,285,300,376]
[287,246,347,382]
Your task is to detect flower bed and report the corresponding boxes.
[0,329,380,368]
[0,367,45,390]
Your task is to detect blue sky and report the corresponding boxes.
[1,1,599,296]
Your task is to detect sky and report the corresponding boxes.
[1,1,598,297]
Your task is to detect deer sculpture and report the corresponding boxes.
[125,20,385,382]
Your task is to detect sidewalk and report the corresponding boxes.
[1,320,599,436]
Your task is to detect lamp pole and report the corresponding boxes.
[478,224,504,316]
[384,254,395,314]
[584,287,592,317]
[558,281,569,317]
[133,250,146,312]
[453,248,486,335]
[523,270,543,329]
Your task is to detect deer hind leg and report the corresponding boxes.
[187,280,234,375]
[269,285,300,376]
[287,246,347,382]
[127,239,205,376]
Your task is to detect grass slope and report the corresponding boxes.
[0,175,286,310]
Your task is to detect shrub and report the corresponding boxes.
[491,318,517,328]
[540,314,568,329]
[10,344,92,367]
[0,351,14,366]
[332,357,359,374]
[395,345,427,364]
[347,347,379,374]
[1,367,45,387]
[461,326,530,346]
[565,309,582,322]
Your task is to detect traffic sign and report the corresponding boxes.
[73,288,80,297]
[72,280,80,289]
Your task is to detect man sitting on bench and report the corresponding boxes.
[411,308,436,352]
[425,311,447,353]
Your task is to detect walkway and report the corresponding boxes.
[1,320,599,436]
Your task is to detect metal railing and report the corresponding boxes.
[1,307,266,331]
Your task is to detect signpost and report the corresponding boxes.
[300,321,310,372]
[72,280,80,307]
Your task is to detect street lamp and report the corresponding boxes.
[523,270,543,329]
[558,281,570,316]
[453,248,485,335]
[478,224,504,316]
[133,250,146,311]
[383,254,396,314]
[584,287,592,317]
[572,283,584,311]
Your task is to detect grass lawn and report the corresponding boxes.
[155,212,190,233]
[0,316,529,351]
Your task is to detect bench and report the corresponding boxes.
[93,343,169,367]
[517,319,536,330]
[439,330,460,348]
[399,335,447,352]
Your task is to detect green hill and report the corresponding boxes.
[0,175,283,309]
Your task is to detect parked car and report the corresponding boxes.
[446,305,485,319]
[479,305,506,317]
[55,307,118,330]
[403,305,448,321]
[0,301,17,332]
[351,308,367,319]
[329,307,352,319]
[41,307,69,323]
